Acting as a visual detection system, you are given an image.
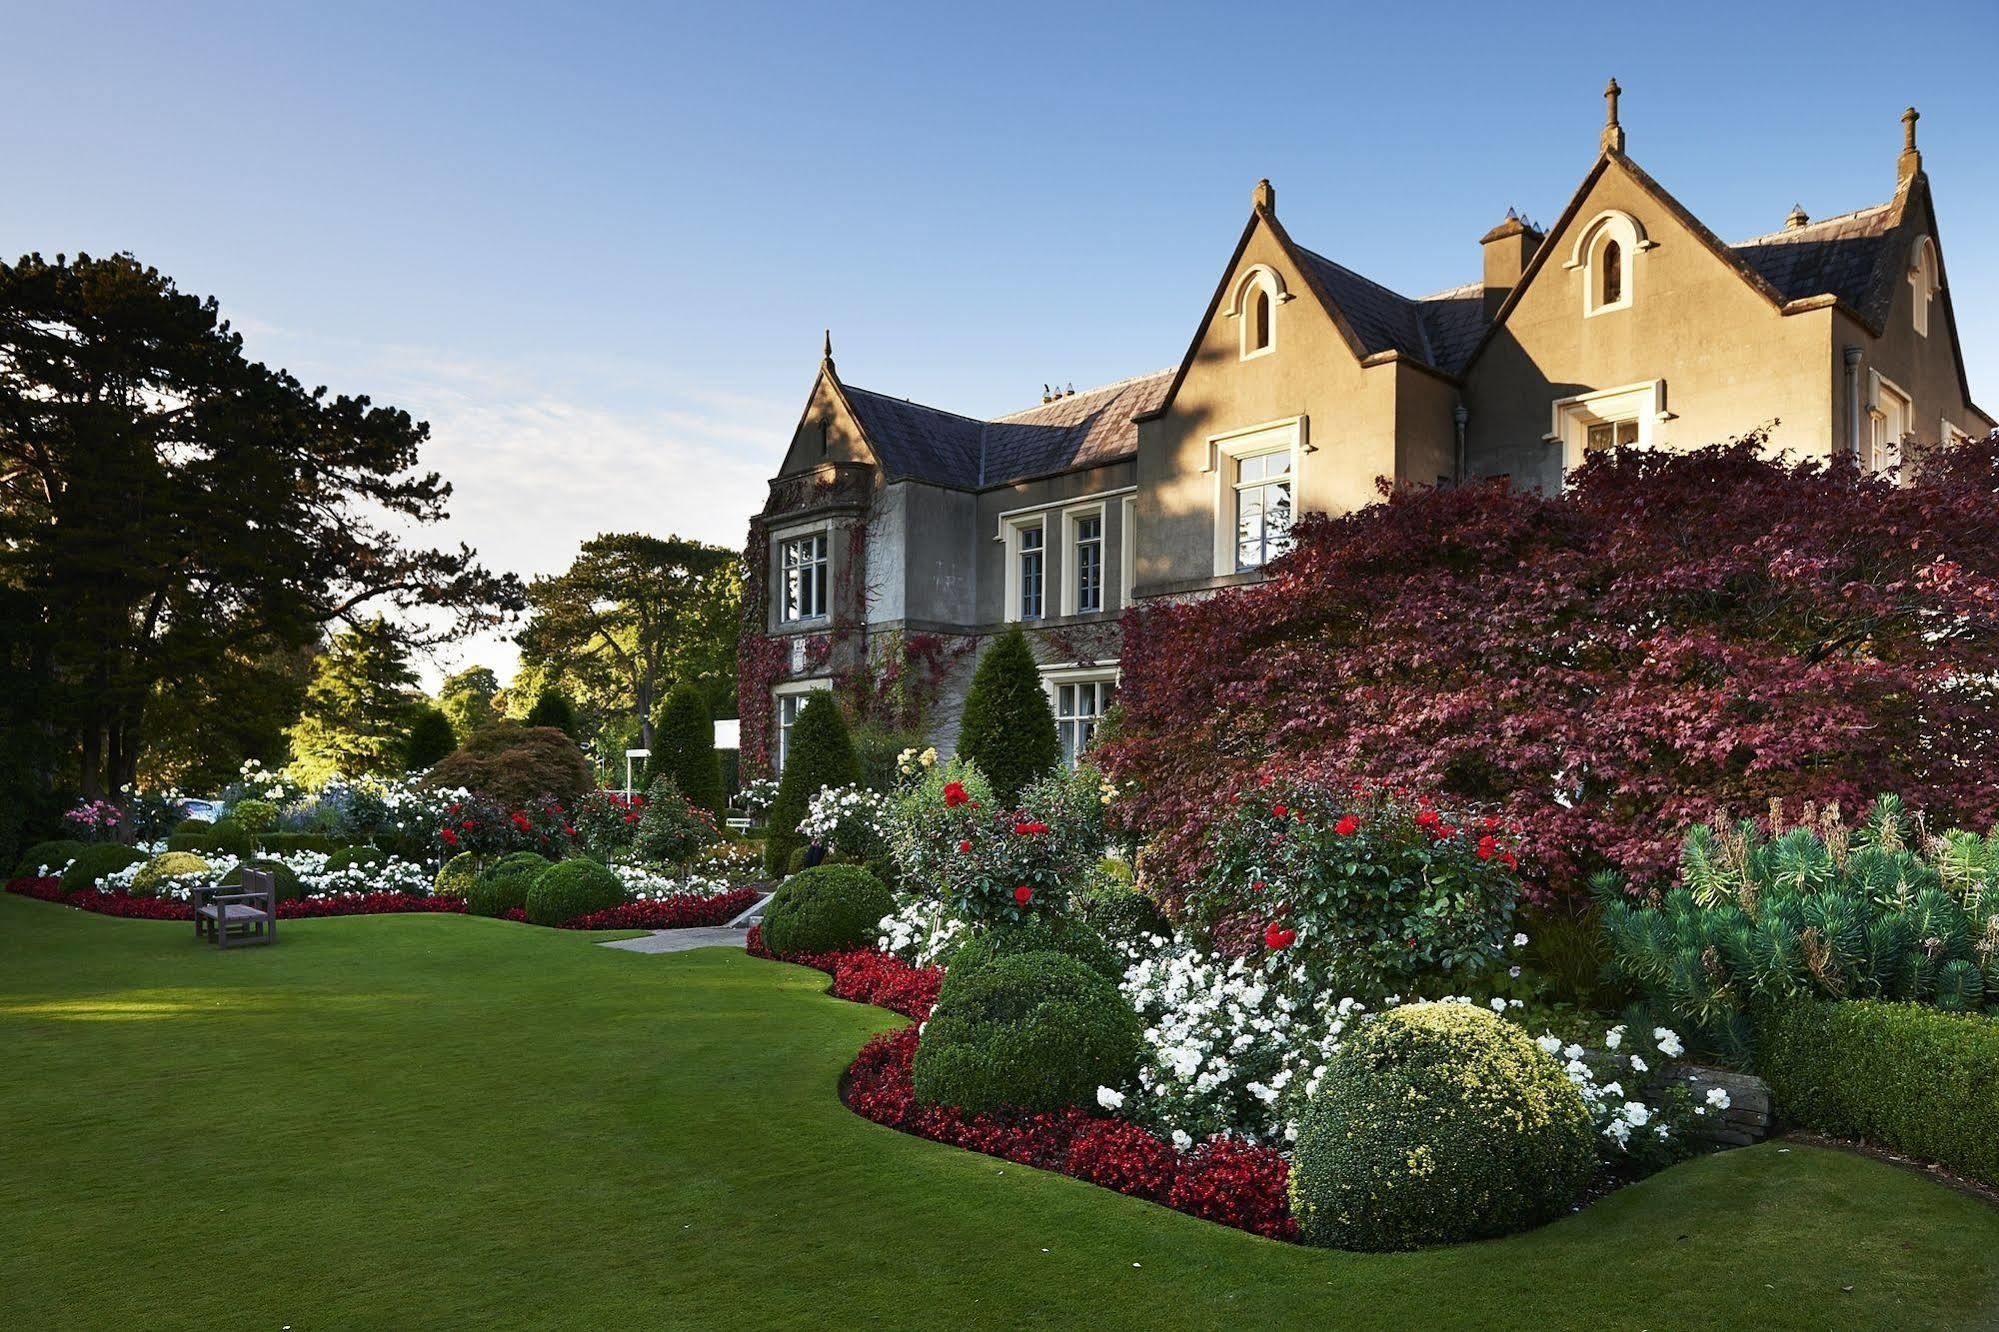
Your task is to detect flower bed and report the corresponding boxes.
[7,877,756,932]
[745,929,1297,1241]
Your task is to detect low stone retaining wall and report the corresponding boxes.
[1667,1064,1772,1147]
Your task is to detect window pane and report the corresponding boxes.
[1586,422,1613,453]
[1616,419,1639,447]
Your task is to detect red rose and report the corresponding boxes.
[564,824,578,837]
[1415,809,1440,829]
[1013,884,1033,906]
[1251,880,1265,892]
[1263,922,1296,950]
[1334,815,1360,837]
[957,840,973,854]
[943,781,969,808]
[440,828,459,846]
[1271,803,1288,819]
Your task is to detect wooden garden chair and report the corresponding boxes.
[192,869,278,949]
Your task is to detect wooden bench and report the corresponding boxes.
[192,869,278,949]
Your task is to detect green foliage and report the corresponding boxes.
[129,852,212,898]
[1073,858,1171,945]
[259,832,346,855]
[324,846,386,875]
[759,864,892,956]
[465,851,552,918]
[912,950,1143,1115]
[631,776,720,865]
[645,685,724,815]
[763,693,859,876]
[172,817,213,835]
[942,916,1125,999]
[220,858,303,901]
[164,832,209,853]
[204,818,258,858]
[287,618,424,786]
[1759,1001,1999,1187]
[13,840,87,878]
[433,851,483,899]
[1290,1003,1597,1250]
[524,858,626,927]
[404,706,458,770]
[522,687,579,739]
[885,760,1106,926]
[422,721,594,807]
[440,665,500,741]
[1599,802,1999,1056]
[229,799,279,835]
[57,844,147,895]
[954,625,1059,806]
[851,722,924,794]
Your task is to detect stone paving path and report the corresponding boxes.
[598,926,747,954]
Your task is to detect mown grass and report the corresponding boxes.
[2,890,1995,1330]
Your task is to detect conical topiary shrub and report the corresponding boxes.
[645,684,725,816]
[956,624,1060,806]
[764,692,859,876]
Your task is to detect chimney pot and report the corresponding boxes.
[1785,204,1810,230]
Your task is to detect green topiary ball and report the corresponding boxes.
[229,799,280,835]
[13,839,88,878]
[759,864,892,956]
[205,818,258,858]
[57,843,148,895]
[172,817,213,836]
[433,851,483,899]
[912,950,1143,1115]
[524,858,626,927]
[130,851,213,898]
[324,845,387,875]
[219,858,303,902]
[1289,1002,1597,1251]
[466,851,552,918]
[942,916,1125,1002]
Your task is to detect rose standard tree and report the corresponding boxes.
[0,251,523,825]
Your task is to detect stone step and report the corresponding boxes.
[726,892,772,931]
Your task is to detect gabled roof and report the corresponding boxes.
[1731,202,1899,328]
[833,368,1173,491]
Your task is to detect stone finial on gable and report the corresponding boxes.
[1899,106,1922,182]
[1601,78,1625,155]
[1252,178,1276,215]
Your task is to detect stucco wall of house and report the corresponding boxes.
[889,480,981,628]
[1463,160,1838,492]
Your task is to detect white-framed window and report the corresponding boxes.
[1567,210,1647,318]
[1548,381,1664,475]
[1910,235,1940,338]
[1044,669,1119,767]
[1209,419,1302,575]
[1067,506,1105,615]
[1943,419,1972,448]
[1003,516,1046,622]
[773,680,832,773]
[1230,265,1287,362]
[779,532,828,622]
[1869,371,1913,476]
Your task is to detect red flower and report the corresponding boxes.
[1414,809,1440,829]
[1013,884,1033,906]
[1477,835,1498,860]
[957,840,973,854]
[943,781,969,808]
[440,828,459,846]
[1271,803,1289,819]
[1251,879,1265,892]
[1263,921,1296,950]
[1334,814,1360,837]
[460,818,476,830]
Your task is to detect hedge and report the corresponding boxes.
[1759,1000,1999,1187]
[13,839,87,878]
[524,858,625,927]
[760,864,892,956]
[58,844,148,895]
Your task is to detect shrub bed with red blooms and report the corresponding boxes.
[1101,438,1999,902]
[755,935,1298,1242]
[557,887,758,931]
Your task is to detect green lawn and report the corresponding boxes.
[2,892,1996,1331]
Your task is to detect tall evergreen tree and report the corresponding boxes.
[522,685,579,739]
[956,624,1060,805]
[440,665,500,740]
[403,705,458,771]
[645,684,724,815]
[764,692,858,875]
[286,618,420,785]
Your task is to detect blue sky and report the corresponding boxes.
[5,0,1996,685]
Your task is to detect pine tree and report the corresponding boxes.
[764,692,858,876]
[645,684,724,815]
[403,706,458,771]
[286,618,420,785]
[523,686,579,739]
[956,624,1060,806]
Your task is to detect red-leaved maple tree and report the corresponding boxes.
[1101,438,1999,903]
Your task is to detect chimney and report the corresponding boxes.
[1785,204,1810,230]
[1899,107,1922,183]
[1479,210,1543,321]
[1251,178,1275,215]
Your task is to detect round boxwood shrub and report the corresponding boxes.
[1289,1002,1596,1251]
[172,816,213,836]
[220,858,304,902]
[13,839,87,878]
[205,818,258,858]
[229,798,279,836]
[943,915,1124,998]
[912,950,1142,1115]
[433,851,483,899]
[524,858,626,927]
[759,864,892,956]
[324,846,386,875]
[466,851,552,918]
[57,843,148,894]
[130,851,213,898]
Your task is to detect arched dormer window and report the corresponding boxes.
[1909,235,1940,338]
[1568,210,1647,317]
[1231,265,1287,361]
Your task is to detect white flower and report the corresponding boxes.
[1603,1025,1624,1050]
[1508,965,1522,978]
[1170,1129,1192,1151]
[1536,1034,1562,1056]
[1653,1028,1685,1058]
[1705,1087,1732,1111]
[1628,1054,1648,1073]
[1621,1101,1651,1127]
[1512,932,1529,947]
[1489,997,1508,1013]
[1096,1086,1126,1112]
[1563,1043,1585,1061]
